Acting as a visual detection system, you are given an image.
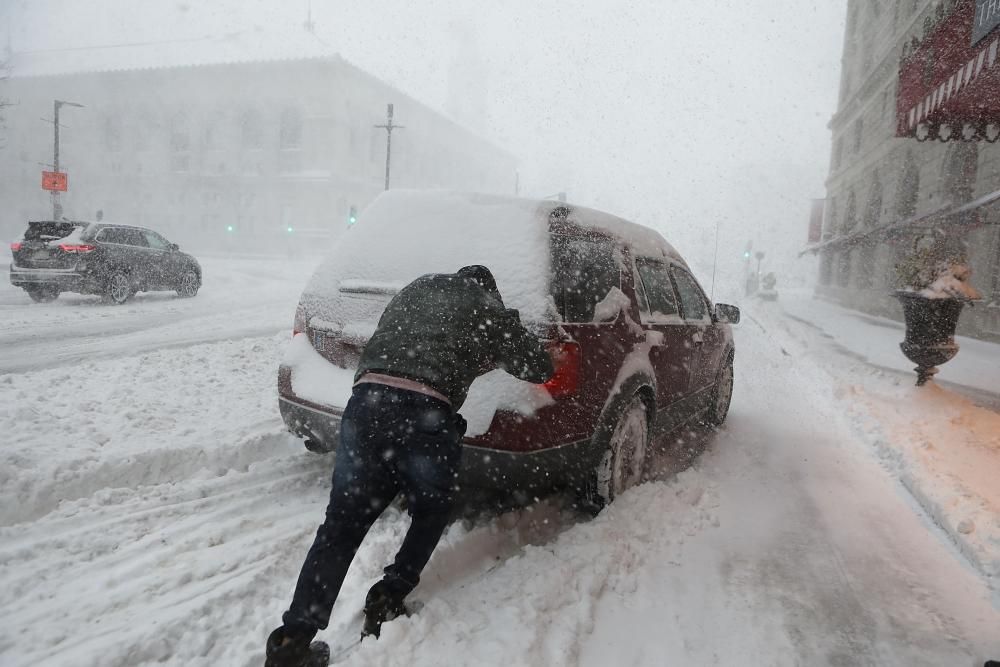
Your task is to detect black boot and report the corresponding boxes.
[362,579,409,639]
[264,626,320,667]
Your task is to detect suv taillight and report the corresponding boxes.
[293,304,307,337]
[58,243,95,253]
[10,242,22,252]
[543,341,582,399]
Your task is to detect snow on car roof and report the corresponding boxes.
[304,189,684,325]
[305,190,554,323]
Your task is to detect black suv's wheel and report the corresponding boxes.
[25,286,60,303]
[580,393,650,514]
[176,271,199,298]
[704,353,734,427]
[105,271,133,305]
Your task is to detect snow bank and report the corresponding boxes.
[0,334,298,527]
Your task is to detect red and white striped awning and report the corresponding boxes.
[897,0,1000,141]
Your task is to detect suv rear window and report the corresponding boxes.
[24,221,83,242]
[550,234,620,322]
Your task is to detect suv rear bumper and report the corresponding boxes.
[10,266,101,292]
[278,394,597,495]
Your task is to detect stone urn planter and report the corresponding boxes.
[892,232,982,386]
[893,291,966,385]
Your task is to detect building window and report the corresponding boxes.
[279,108,303,150]
[852,117,864,154]
[819,252,834,285]
[241,109,264,150]
[942,142,978,205]
[833,137,844,171]
[170,113,191,173]
[204,115,222,151]
[863,176,883,228]
[896,152,919,219]
[990,228,1000,302]
[843,191,858,234]
[836,251,852,288]
[103,115,122,152]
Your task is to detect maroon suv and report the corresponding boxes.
[278,191,738,506]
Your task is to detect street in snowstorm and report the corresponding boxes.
[1,263,998,665]
[2,1,1000,666]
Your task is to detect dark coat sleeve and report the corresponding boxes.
[487,305,555,384]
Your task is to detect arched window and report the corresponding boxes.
[942,142,978,205]
[864,175,883,228]
[896,152,919,220]
[842,191,858,234]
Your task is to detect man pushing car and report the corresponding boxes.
[265,265,554,667]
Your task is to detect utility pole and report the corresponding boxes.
[374,103,404,190]
[51,99,84,219]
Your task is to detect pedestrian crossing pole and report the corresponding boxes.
[375,104,405,190]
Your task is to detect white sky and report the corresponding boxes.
[3,0,847,293]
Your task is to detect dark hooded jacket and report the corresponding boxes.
[355,272,554,410]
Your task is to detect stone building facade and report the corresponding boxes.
[814,0,1000,341]
[0,55,516,253]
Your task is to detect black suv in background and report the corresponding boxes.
[9,221,202,304]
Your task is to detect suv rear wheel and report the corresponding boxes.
[581,393,650,513]
[105,271,133,305]
[704,353,734,427]
[176,271,199,298]
[25,286,60,303]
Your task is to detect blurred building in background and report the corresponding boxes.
[807,0,1000,341]
[0,51,516,254]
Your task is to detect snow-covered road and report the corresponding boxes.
[0,256,318,374]
[1,266,998,666]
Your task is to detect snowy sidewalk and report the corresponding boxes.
[779,290,1000,408]
[761,293,1000,589]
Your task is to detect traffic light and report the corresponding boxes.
[348,206,357,226]
[286,225,294,233]
[226,224,235,233]
[743,250,751,259]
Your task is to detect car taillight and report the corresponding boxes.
[10,242,22,252]
[543,341,582,399]
[58,243,95,253]
[293,304,307,337]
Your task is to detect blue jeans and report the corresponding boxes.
[283,384,464,632]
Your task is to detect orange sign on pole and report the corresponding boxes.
[42,171,68,192]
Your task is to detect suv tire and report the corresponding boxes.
[581,392,650,514]
[25,286,60,303]
[105,271,133,305]
[176,271,200,298]
[704,353,734,427]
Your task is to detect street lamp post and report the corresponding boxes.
[52,99,85,220]
[374,104,404,191]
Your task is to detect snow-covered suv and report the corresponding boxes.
[278,191,739,506]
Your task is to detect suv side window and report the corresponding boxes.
[97,228,122,244]
[142,230,171,250]
[550,234,621,323]
[635,259,679,321]
[671,268,711,322]
[122,229,149,247]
